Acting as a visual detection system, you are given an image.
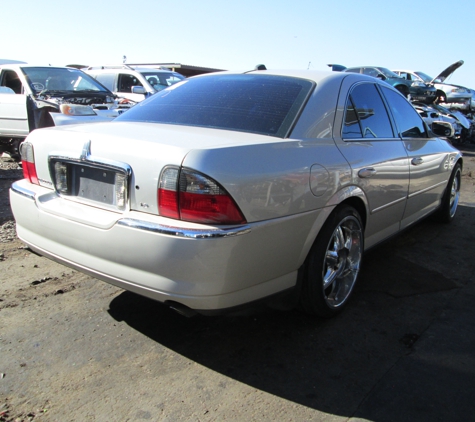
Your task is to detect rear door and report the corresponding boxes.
[0,69,29,137]
[333,77,410,248]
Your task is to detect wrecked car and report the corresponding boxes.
[328,64,437,103]
[85,65,186,103]
[393,61,472,110]
[0,65,120,159]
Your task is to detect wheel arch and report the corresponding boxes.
[297,186,368,266]
[395,84,410,97]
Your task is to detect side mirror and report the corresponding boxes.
[131,86,146,95]
[432,121,455,138]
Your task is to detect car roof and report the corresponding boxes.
[393,69,418,72]
[189,69,386,91]
[0,64,81,71]
[85,65,179,73]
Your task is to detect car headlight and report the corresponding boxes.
[451,88,468,93]
[60,104,97,116]
[411,81,424,87]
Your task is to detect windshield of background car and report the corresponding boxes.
[414,72,433,83]
[142,72,185,91]
[115,74,314,137]
[21,67,111,93]
[378,68,402,78]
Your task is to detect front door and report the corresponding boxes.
[0,69,29,137]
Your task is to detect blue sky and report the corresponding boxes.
[3,0,474,87]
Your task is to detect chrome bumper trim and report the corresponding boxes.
[10,181,36,200]
[117,218,251,239]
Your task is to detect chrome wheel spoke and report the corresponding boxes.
[322,216,362,308]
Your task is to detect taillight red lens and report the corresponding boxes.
[21,142,39,185]
[179,191,246,224]
[158,188,179,219]
[158,167,246,225]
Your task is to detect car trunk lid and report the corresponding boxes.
[26,121,280,217]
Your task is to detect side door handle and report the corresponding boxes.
[358,168,377,178]
[412,157,424,166]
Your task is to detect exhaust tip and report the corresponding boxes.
[165,301,198,318]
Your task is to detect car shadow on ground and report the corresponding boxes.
[108,205,475,420]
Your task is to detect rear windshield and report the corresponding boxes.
[115,74,314,137]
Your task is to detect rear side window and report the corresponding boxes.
[94,73,116,91]
[382,87,428,138]
[115,74,314,137]
[342,83,394,139]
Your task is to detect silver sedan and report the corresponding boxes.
[10,67,462,318]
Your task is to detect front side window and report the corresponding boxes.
[118,74,143,93]
[0,70,23,94]
[342,83,394,139]
[116,74,314,138]
[382,87,428,138]
[363,68,379,78]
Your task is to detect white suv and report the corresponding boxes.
[85,65,185,103]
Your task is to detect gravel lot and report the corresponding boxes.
[1,145,475,421]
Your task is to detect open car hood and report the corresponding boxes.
[432,60,464,84]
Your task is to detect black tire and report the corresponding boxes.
[299,204,364,318]
[434,163,461,223]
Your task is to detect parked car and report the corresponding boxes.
[0,65,120,159]
[393,61,472,109]
[10,68,462,318]
[85,65,186,103]
[328,64,437,103]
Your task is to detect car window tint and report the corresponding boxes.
[0,70,23,94]
[95,74,115,91]
[382,87,428,138]
[118,74,143,93]
[116,74,314,138]
[342,83,394,139]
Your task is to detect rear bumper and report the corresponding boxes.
[10,180,313,312]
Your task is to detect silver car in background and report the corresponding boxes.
[10,68,462,318]
[394,60,472,109]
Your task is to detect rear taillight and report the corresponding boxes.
[158,167,246,225]
[21,142,39,185]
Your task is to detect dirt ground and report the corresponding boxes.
[1,145,475,421]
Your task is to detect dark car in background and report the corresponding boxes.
[328,64,437,103]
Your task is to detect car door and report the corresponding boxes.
[0,69,29,137]
[333,78,410,249]
[117,73,147,102]
[380,86,451,228]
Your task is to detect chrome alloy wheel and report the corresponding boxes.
[322,216,363,308]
